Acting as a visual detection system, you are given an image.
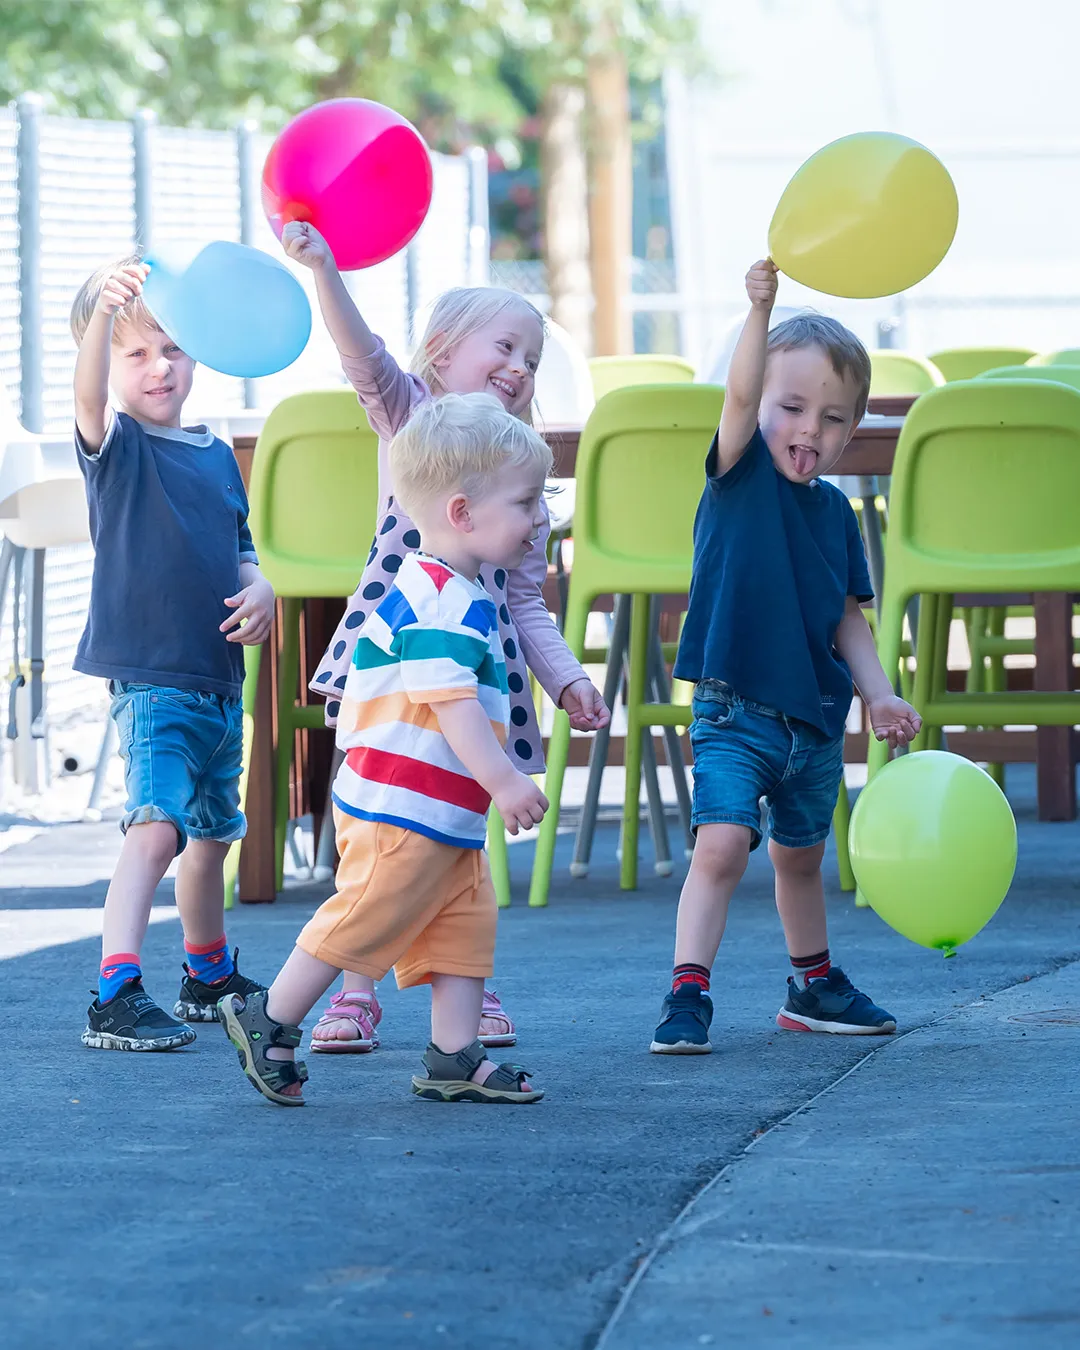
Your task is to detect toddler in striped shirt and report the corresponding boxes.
[220,393,551,1107]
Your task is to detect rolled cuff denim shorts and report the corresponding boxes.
[689,679,844,850]
[109,681,246,854]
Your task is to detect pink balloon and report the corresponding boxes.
[262,99,434,270]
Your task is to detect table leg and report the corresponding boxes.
[1033,592,1076,821]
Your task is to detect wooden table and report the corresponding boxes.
[231,398,1077,900]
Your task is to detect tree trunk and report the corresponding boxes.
[586,22,633,356]
[539,81,593,354]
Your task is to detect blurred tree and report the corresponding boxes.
[0,0,698,350]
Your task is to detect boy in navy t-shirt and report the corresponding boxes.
[69,257,274,1050]
[652,259,921,1054]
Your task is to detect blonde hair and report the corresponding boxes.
[389,392,552,520]
[767,313,872,422]
[69,254,157,346]
[410,287,545,426]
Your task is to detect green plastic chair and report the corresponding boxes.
[867,379,1080,796]
[245,391,513,903]
[527,384,724,905]
[588,354,695,401]
[869,351,944,396]
[928,347,1036,382]
[1027,349,1080,367]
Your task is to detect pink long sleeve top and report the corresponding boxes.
[308,338,586,774]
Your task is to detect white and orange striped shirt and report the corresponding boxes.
[331,553,510,848]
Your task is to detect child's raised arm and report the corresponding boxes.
[713,259,778,475]
[282,221,378,361]
[74,262,147,452]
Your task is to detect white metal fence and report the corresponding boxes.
[0,98,486,726]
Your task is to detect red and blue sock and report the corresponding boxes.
[672,963,711,994]
[184,936,235,986]
[99,953,141,1004]
[791,948,831,987]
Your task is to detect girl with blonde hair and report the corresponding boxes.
[282,222,609,1052]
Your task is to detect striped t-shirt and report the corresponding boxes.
[331,552,510,848]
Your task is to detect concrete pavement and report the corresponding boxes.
[3,766,1079,1349]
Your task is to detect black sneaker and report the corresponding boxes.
[649,983,713,1054]
[777,967,896,1035]
[173,949,267,1023]
[82,980,197,1051]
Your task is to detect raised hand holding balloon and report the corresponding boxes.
[768,132,959,299]
[262,99,434,271]
[142,241,311,378]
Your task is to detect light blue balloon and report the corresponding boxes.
[142,241,311,378]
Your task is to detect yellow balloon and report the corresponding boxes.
[768,132,958,299]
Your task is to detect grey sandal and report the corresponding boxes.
[218,990,309,1107]
[411,1037,543,1104]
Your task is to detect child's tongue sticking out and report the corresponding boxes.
[791,444,817,476]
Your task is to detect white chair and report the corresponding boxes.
[0,387,93,795]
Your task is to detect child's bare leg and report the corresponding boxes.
[770,839,828,959]
[430,973,496,1086]
[174,838,230,945]
[101,821,178,959]
[340,972,376,995]
[259,947,342,1097]
[672,823,752,967]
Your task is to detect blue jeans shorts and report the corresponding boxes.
[689,679,844,851]
[109,682,246,855]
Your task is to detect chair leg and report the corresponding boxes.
[986,607,1006,788]
[273,598,302,893]
[833,774,856,893]
[621,594,650,891]
[571,596,630,877]
[909,593,940,754]
[488,809,511,908]
[225,644,262,911]
[529,598,590,908]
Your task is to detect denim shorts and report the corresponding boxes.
[109,682,246,854]
[689,679,844,851]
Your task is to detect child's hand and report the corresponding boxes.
[493,770,549,836]
[281,221,334,271]
[221,577,275,645]
[561,678,611,732]
[866,694,922,751]
[745,258,778,311]
[96,263,149,317]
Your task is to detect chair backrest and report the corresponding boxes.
[534,317,596,424]
[928,347,1036,381]
[978,363,1080,393]
[869,351,944,396]
[884,379,1080,601]
[588,354,696,401]
[247,389,381,598]
[570,383,725,600]
[1027,348,1080,367]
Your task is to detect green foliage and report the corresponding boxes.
[0,0,698,150]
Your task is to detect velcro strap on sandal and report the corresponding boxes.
[485,1062,531,1091]
[421,1037,486,1082]
[269,1021,303,1049]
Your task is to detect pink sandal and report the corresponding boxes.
[309,991,382,1054]
[479,988,516,1048]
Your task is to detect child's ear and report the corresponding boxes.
[446,492,472,533]
[428,332,449,369]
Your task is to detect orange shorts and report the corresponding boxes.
[295,809,497,989]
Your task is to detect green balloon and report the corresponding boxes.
[849,751,1017,955]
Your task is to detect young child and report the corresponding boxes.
[651,259,921,1054]
[219,393,551,1106]
[70,258,273,1050]
[281,221,609,1053]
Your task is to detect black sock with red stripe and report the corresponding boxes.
[790,948,831,987]
[672,963,711,995]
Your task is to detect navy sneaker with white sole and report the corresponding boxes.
[777,967,896,1035]
[650,983,713,1054]
[82,979,196,1050]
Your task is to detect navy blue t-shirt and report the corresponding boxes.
[673,427,873,740]
[73,412,258,698]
